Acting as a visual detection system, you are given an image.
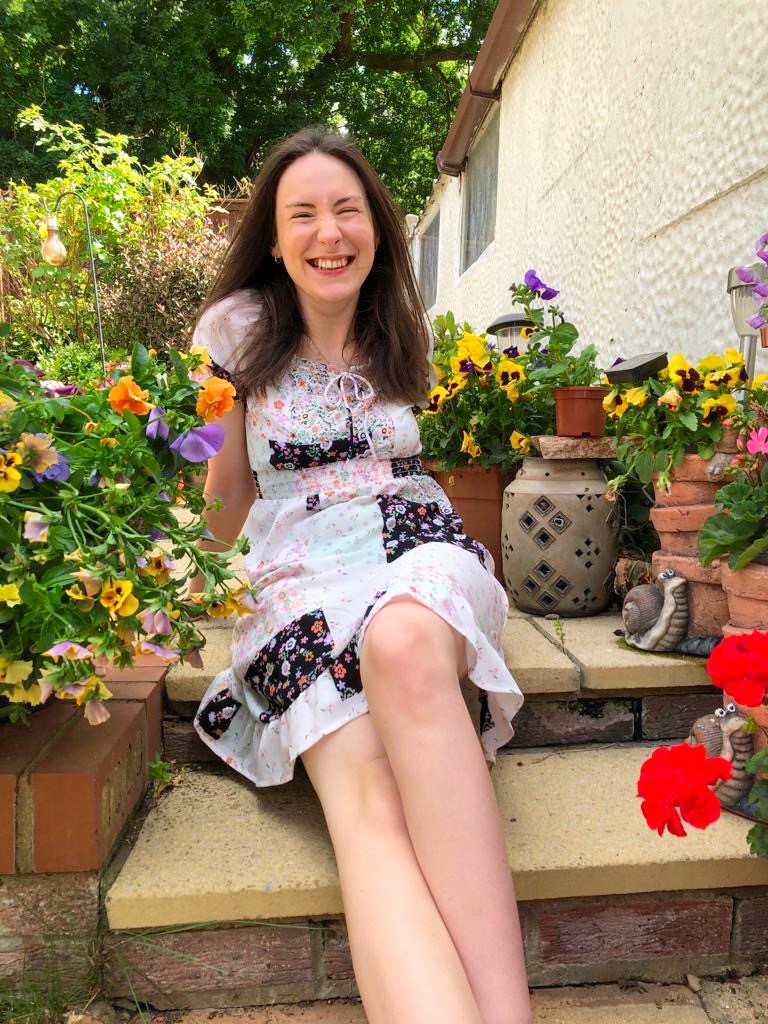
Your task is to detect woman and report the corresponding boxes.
[191,127,531,1024]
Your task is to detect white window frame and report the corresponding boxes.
[417,209,440,310]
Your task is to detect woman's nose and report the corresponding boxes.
[316,215,343,246]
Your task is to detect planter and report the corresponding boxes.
[653,454,721,507]
[501,457,619,616]
[426,462,515,585]
[553,386,610,438]
[720,561,768,633]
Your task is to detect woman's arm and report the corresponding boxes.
[188,398,256,593]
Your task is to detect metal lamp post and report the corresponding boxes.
[40,190,107,374]
[726,263,768,387]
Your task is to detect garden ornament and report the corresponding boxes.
[688,703,755,809]
[622,568,720,656]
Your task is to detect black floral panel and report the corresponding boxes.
[246,609,335,724]
[269,421,371,471]
[376,495,490,570]
[328,589,386,701]
[391,456,426,478]
[196,688,243,739]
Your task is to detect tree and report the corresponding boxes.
[1,0,495,209]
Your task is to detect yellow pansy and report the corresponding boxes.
[724,348,744,365]
[495,359,526,389]
[137,549,173,585]
[625,386,649,408]
[431,362,445,382]
[667,354,702,393]
[450,333,493,377]
[0,393,17,415]
[445,375,467,397]
[700,394,737,426]
[460,431,481,459]
[602,391,627,419]
[520,326,538,341]
[658,387,683,410]
[99,579,140,618]
[509,431,530,454]
[423,385,450,415]
[188,345,212,367]
[0,451,22,492]
[502,384,520,402]
[0,657,33,687]
[752,373,768,389]
[704,367,743,390]
[697,355,728,373]
[0,584,21,606]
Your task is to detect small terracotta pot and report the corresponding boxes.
[649,502,716,556]
[426,462,515,585]
[720,561,768,632]
[553,386,609,438]
[761,325,768,349]
[653,454,721,507]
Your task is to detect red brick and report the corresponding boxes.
[99,663,168,683]
[505,699,635,747]
[162,719,218,764]
[536,893,732,965]
[0,702,76,874]
[732,893,768,956]
[103,923,315,1007]
[109,680,164,769]
[30,703,147,872]
[324,919,354,981]
[641,692,720,740]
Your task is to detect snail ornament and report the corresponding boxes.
[622,568,719,656]
[688,703,755,810]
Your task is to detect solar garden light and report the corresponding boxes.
[40,190,107,374]
[485,313,537,353]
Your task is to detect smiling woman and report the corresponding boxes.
[188,128,531,1024]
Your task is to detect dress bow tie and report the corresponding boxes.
[323,370,377,457]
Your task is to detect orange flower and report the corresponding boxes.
[196,377,236,421]
[108,376,151,416]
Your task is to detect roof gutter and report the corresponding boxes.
[436,0,540,176]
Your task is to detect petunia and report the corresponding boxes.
[44,641,92,661]
[145,406,170,440]
[84,700,111,725]
[196,377,237,421]
[108,375,152,416]
[23,511,49,542]
[523,269,559,300]
[747,426,768,455]
[138,641,180,662]
[169,424,225,462]
[0,584,21,606]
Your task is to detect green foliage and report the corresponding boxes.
[0,1,495,212]
[0,109,220,362]
[38,339,108,387]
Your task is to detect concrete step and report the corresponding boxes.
[166,611,712,714]
[105,744,767,932]
[157,981,720,1023]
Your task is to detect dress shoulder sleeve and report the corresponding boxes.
[192,289,262,393]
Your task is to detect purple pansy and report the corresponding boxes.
[757,250,768,266]
[524,269,559,300]
[42,380,83,397]
[502,345,520,358]
[32,454,70,483]
[145,406,170,441]
[169,424,225,462]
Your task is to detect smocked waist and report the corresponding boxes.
[252,455,427,500]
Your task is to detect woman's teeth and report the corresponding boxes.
[309,257,352,269]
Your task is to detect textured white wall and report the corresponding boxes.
[417,0,768,373]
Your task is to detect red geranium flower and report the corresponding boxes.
[637,743,732,837]
[706,630,768,708]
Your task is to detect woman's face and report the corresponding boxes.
[272,152,377,316]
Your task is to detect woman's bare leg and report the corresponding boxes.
[301,713,483,1024]
[359,596,532,1024]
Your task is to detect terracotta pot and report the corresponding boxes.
[720,561,768,632]
[553,386,609,438]
[653,454,721,507]
[427,462,515,585]
[501,457,619,616]
[761,325,768,349]
[649,502,716,556]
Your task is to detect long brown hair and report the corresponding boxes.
[198,127,431,405]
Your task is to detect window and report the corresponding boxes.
[461,112,499,273]
[418,210,440,309]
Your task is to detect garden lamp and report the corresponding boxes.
[726,264,768,386]
[485,313,537,353]
[40,190,106,373]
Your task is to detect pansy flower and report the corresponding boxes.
[700,394,737,426]
[509,431,530,454]
[0,451,22,492]
[668,354,702,393]
[602,390,627,419]
[108,375,152,416]
[495,358,526,389]
[196,377,237,421]
[423,385,450,415]
[99,578,140,619]
[460,431,481,459]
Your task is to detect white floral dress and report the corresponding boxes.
[192,289,524,786]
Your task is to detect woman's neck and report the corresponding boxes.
[297,297,359,364]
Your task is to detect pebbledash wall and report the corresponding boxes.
[414,0,768,374]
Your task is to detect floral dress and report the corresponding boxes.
[192,289,524,786]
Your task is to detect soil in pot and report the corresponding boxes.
[554,386,609,438]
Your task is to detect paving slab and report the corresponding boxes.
[698,974,768,1024]
[166,623,235,704]
[536,614,711,691]
[142,983,710,1023]
[105,745,767,930]
[501,617,579,696]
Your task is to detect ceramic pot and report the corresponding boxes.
[501,457,619,616]
[427,462,515,585]
[720,561,768,634]
[553,386,610,438]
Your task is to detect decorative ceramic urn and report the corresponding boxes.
[501,457,619,616]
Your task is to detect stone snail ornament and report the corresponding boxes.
[621,568,719,657]
[688,703,755,810]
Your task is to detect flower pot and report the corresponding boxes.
[653,454,721,507]
[427,463,515,585]
[720,561,768,633]
[501,457,619,616]
[553,386,610,438]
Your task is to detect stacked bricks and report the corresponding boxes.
[650,452,731,637]
[0,667,165,992]
[101,887,768,1008]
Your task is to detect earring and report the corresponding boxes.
[274,255,282,264]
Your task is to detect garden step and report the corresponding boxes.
[165,612,712,715]
[105,743,768,932]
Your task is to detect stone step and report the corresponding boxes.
[160,981,718,1024]
[166,612,713,715]
[105,744,767,933]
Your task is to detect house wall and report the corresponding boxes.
[415,0,768,373]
